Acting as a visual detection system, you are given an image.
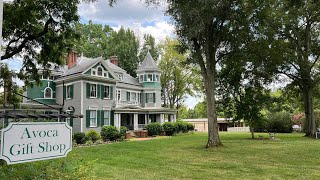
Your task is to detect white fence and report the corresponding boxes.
[227,127,250,132]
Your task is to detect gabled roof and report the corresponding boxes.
[63,57,100,76]
[137,52,161,73]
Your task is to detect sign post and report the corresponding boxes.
[0,122,72,164]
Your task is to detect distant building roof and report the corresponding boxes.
[182,118,233,123]
[137,52,161,73]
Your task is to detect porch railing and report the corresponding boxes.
[116,100,140,107]
[138,124,146,129]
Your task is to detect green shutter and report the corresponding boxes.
[101,110,105,126]
[86,83,90,98]
[70,85,74,99]
[145,93,148,103]
[86,110,90,127]
[153,93,156,103]
[101,85,104,99]
[144,74,147,81]
[110,86,113,99]
[63,85,66,100]
[70,117,73,127]
[97,84,101,98]
[110,111,114,126]
[97,110,101,127]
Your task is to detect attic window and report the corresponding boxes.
[104,73,107,77]
[98,67,103,76]
[92,70,96,75]
[118,74,123,81]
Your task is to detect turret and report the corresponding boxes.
[137,52,161,88]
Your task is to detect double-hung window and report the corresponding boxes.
[131,92,136,102]
[103,86,110,99]
[126,92,131,101]
[147,74,153,81]
[90,111,97,127]
[103,110,110,125]
[90,84,97,97]
[66,85,72,99]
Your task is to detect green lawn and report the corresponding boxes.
[1,132,320,179]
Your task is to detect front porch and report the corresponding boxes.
[113,111,177,130]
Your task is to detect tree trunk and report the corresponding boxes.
[205,73,222,148]
[249,120,255,139]
[303,85,316,137]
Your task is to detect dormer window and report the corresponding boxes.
[91,65,108,78]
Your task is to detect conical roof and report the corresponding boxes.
[137,52,161,72]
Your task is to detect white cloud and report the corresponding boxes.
[78,0,175,43]
[79,0,166,26]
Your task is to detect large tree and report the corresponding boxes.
[159,38,201,113]
[74,21,113,59]
[2,0,81,85]
[254,0,320,137]
[108,27,139,77]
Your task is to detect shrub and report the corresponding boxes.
[101,125,119,141]
[145,122,162,136]
[85,140,93,146]
[266,112,294,133]
[175,121,188,133]
[162,122,176,136]
[73,132,88,144]
[119,126,128,137]
[86,130,100,143]
[186,123,195,131]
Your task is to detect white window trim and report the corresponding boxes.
[103,110,111,126]
[89,110,98,127]
[89,83,97,98]
[103,85,111,99]
[44,87,53,99]
[66,84,72,99]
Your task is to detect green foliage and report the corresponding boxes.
[108,27,139,77]
[139,34,159,62]
[265,112,294,133]
[162,122,176,136]
[175,121,188,133]
[159,38,201,109]
[74,20,113,59]
[119,126,128,137]
[73,132,88,144]
[101,125,119,141]
[85,130,100,143]
[3,0,80,85]
[186,123,195,131]
[145,122,162,136]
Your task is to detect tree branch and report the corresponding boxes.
[1,16,54,60]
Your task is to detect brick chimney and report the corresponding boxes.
[110,56,118,66]
[67,50,77,69]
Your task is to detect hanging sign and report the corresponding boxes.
[0,122,72,164]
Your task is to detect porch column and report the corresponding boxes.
[114,113,121,128]
[173,114,177,122]
[133,113,138,130]
[160,114,164,124]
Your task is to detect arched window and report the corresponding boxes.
[44,87,52,99]
[97,67,103,76]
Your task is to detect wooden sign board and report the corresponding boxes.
[0,122,72,164]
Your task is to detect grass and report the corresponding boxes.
[1,132,320,179]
